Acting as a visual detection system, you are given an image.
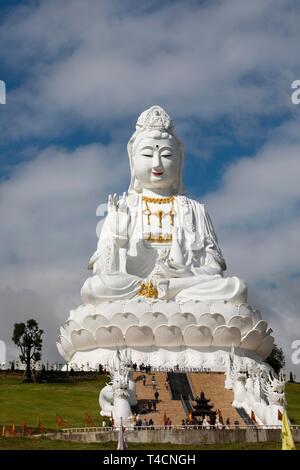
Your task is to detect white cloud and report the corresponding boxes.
[204,117,300,377]
[0,142,129,361]
[0,0,299,141]
[0,0,299,380]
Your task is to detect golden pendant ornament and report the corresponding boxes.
[142,196,176,236]
[138,280,158,299]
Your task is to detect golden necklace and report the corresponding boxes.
[142,195,176,228]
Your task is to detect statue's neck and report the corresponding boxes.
[142,188,173,198]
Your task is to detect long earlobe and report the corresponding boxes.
[133,178,142,193]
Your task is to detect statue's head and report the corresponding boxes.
[127,105,185,194]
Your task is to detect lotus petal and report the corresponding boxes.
[56,341,72,361]
[228,316,253,336]
[122,299,152,315]
[125,325,154,347]
[180,301,210,315]
[253,320,268,335]
[82,314,109,331]
[59,326,68,338]
[256,336,274,360]
[240,330,263,351]
[212,325,241,347]
[95,301,124,317]
[111,313,138,331]
[64,320,81,338]
[154,325,183,347]
[198,313,225,330]
[95,326,124,347]
[210,301,238,319]
[140,312,167,329]
[71,329,96,350]
[251,308,263,323]
[237,303,256,317]
[69,304,96,322]
[170,312,196,329]
[58,335,74,356]
[153,301,179,315]
[183,325,212,347]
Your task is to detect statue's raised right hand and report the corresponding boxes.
[107,192,130,246]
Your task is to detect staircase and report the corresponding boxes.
[188,372,245,424]
[134,371,250,426]
[167,372,193,414]
[235,407,254,425]
[133,372,187,426]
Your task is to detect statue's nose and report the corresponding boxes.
[152,150,162,168]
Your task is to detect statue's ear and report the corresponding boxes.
[172,178,180,195]
[133,177,142,193]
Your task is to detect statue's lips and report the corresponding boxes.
[152,170,164,176]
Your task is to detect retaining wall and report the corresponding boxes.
[48,428,300,445]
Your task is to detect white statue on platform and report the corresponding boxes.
[99,350,136,428]
[57,105,275,373]
[81,105,246,305]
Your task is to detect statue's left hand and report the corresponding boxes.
[159,258,193,278]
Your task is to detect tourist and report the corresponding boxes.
[142,419,148,429]
[102,419,107,428]
[149,418,154,430]
[154,391,159,402]
[152,400,157,412]
[148,400,152,412]
[202,416,210,429]
[141,404,147,414]
[142,374,146,386]
[151,376,156,389]
[136,418,142,428]
[225,418,231,429]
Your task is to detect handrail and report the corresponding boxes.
[180,393,190,416]
[61,424,300,433]
[186,373,196,400]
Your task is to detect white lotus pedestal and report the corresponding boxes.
[57,298,274,369]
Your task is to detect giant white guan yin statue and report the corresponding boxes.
[57,105,285,425]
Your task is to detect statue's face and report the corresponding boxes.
[133,136,181,190]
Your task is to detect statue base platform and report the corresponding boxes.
[57,298,274,368]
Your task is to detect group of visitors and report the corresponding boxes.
[141,374,158,391]
[133,363,152,373]
[132,414,154,429]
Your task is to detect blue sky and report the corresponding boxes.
[0,0,300,376]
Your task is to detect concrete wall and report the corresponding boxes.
[50,428,300,445]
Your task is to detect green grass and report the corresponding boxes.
[0,436,299,450]
[0,375,299,450]
[0,374,109,429]
[286,383,300,424]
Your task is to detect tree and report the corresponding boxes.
[266,343,285,375]
[12,319,43,382]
